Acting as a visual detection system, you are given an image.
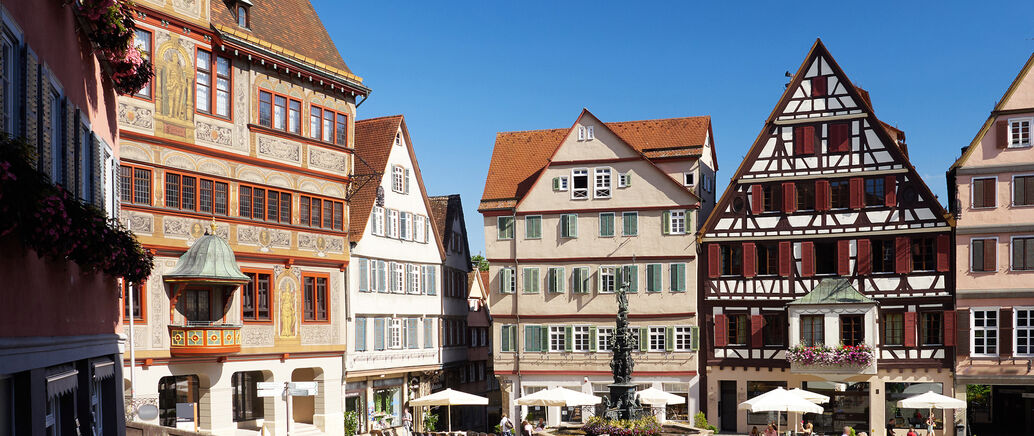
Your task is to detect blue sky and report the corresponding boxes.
[313,0,1034,256]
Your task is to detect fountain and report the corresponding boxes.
[604,273,643,420]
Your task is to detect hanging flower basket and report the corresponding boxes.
[72,0,154,95]
[786,344,875,367]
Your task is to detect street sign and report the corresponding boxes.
[288,382,317,390]
[256,382,281,390]
[257,389,281,398]
[288,388,317,397]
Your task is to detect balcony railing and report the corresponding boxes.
[168,324,242,356]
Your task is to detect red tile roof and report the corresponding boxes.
[427,195,451,247]
[479,115,711,210]
[349,115,403,242]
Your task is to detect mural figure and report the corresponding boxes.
[156,38,193,120]
[278,278,298,338]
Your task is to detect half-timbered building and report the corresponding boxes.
[699,40,956,435]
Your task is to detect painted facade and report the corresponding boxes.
[480,110,714,426]
[947,52,1034,435]
[116,0,368,434]
[699,40,955,436]
[346,115,445,434]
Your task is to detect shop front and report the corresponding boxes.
[802,381,869,434]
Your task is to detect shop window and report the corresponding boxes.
[232,371,264,421]
[885,383,943,432]
[158,375,199,427]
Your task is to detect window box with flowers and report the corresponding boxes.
[787,344,877,375]
[73,0,154,95]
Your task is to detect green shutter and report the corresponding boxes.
[589,326,598,352]
[525,325,538,352]
[564,326,573,352]
[627,265,638,293]
[665,326,674,352]
[690,326,700,351]
[500,269,510,294]
[625,174,631,186]
[639,327,648,352]
[540,326,549,352]
[501,325,511,352]
[662,211,671,235]
[552,177,560,190]
[568,214,578,238]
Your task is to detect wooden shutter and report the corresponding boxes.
[794,126,805,155]
[639,327,648,352]
[811,76,827,96]
[986,178,998,207]
[996,120,1009,149]
[956,309,971,356]
[837,239,851,276]
[936,233,950,272]
[540,326,549,352]
[943,310,957,347]
[904,312,917,347]
[552,177,559,190]
[662,211,671,235]
[779,241,792,277]
[801,242,815,277]
[816,180,830,211]
[750,315,763,348]
[404,168,411,194]
[830,123,849,152]
[1000,308,1013,357]
[358,258,369,292]
[885,175,897,207]
[743,242,756,278]
[849,177,863,209]
[782,182,796,213]
[751,185,763,214]
[708,244,720,278]
[665,326,675,352]
[589,326,597,352]
[564,326,573,352]
[794,126,815,154]
[857,239,872,275]
[714,314,728,347]
[895,236,911,274]
[984,239,997,271]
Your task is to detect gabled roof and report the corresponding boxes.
[480,111,712,211]
[351,115,447,260]
[787,278,874,305]
[210,0,361,84]
[427,195,452,248]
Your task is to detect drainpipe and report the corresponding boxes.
[511,208,522,421]
[128,278,136,417]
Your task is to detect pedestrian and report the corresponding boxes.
[802,421,814,435]
[499,414,514,436]
[842,426,853,436]
[887,418,897,436]
[925,415,935,436]
[750,426,760,436]
[403,407,413,436]
[521,420,532,436]
[764,423,777,436]
[906,425,919,436]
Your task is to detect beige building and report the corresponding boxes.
[479,109,716,425]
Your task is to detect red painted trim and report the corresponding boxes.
[119,163,154,206]
[142,242,349,268]
[548,157,641,166]
[123,350,346,366]
[191,46,233,122]
[239,268,275,325]
[487,255,695,263]
[480,204,700,217]
[248,123,352,154]
[493,370,698,376]
[133,5,214,44]
[301,272,332,324]
[491,312,695,320]
[128,27,155,102]
[119,130,351,184]
[121,203,347,237]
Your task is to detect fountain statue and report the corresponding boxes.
[605,272,643,420]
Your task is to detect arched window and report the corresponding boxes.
[237,5,249,28]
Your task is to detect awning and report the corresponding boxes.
[92,358,115,381]
[46,369,79,398]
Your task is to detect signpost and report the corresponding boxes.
[254,381,319,434]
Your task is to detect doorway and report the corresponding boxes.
[720,381,737,432]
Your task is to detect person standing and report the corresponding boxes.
[521,420,533,436]
[887,418,897,436]
[499,414,514,436]
[925,416,935,436]
[403,408,413,436]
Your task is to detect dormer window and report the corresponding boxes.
[233,1,251,28]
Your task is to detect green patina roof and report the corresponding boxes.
[163,233,250,284]
[787,278,875,305]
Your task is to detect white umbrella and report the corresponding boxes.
[515,387,602,407]
[739,387,824,432]
[897,390,966,431]
[789,388,830,404]
[635,387,686,406]
[410,388,489,432]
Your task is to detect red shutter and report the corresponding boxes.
[895,236,911,274]
[885,175,897,207]
[811,76,827,97]
[794,126,805,155]
[837,239,851,276]
[936,233,950,272]
[750,315,764,348]
[904,312,917,347]
[801,241,815,277]
[943,310,956,347]
[816,180,830,211]
[803,126,815,154]
[996,120,1009,149]
[857,239,872,275]
[751,185,763,214]
[779,241,793,277]
[830,123,849,152]
[849,177,864,209]
[714,314,728,347]
[743,243,756,278]
[783,182,796,213]
[984,239,996,272]
[708,244,720,278]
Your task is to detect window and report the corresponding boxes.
[577,126,585,140]
[1010,118,1032,147]
[973,177,997,208]
[122,281,144,321]
[408,264,421,294]
[573,326,590,352]
[303,274,329,322]
[560,214,578,238]
[599,213,615,237]
[335,113,348,146]
[289,100,301,134]
[618,172,631,188]
[762,184,781,212]
[236,5,249,27]
[646,264,662,293]
[598,266,617,293]
[667,210,686,234]
[594,168,611,198]
[271,95,287,130]
[391,166,405,193]
[399,212,410,240]
[309,106,322,140]
[971,309,998,356]
[525,215,541,239]
[215,57,231,117]
[572,267,589,294]
[414,215,426,243]
[648,327,666,352]
[586,125,595,140]
[553,176,569,191]
[389,318,402,349]
[549,326,566,352]
[524,325,543,352]
[547,267,565,293]
[499,267,516,294]
[864,177,885,206]
[572,169,589,199]
[158,375,199,427]
[669,263,686,292]
[920,312,943,345]
[49,91,66,185]
[911,237,935,271]
[370,207,385,236]
[422,265,437,295]
[872,239,895,273]
[830,180,850,209]
[1,33,17,133]
[883,312,904,346]
[194,51,231,117]
[763,313,785,346]
[720,244,743,276]
[683,173,695,186]
[622,212,638,236]
[299,195,343,230]
[241,271,272,322]
[500,325,517,352]
[522,267,540,293]
[621,265,639,292]
[120,165,152,205]
[1014,237,1034,270]
[498,216,514,239]
[390,262,404,293]
[797,182,815,210]
[815,241,836,275]
[231,371,264,422]
[597,327,614,352]
[78,125,95,202]
[385,209,399,238]
[239,185,291,223]
[674,326,695,351]
[728,314,748,346]
[1014,175,1034,206]
[801,315,824,347]
[1016,308,1034,356]
[840,315,864,346]
[309,105,346,144]
[757,243,779,276]
[971,238,997,272]
[133,29,152,98]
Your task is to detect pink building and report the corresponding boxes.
[948,52,1034,435]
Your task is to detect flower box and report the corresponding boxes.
[787,344,876,375]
